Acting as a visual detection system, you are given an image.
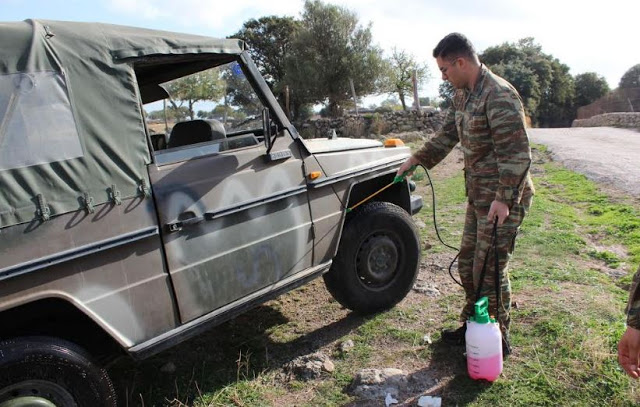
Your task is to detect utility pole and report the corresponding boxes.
[412,69,420,111]
[223,92,229,126]
[285,85,290,119]
[163,99,169,134]
[349,78,359,116]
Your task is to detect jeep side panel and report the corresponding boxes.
[0,197,179,347]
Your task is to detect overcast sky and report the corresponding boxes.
[2,0,638,101]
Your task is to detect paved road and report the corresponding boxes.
[528,127,640,198]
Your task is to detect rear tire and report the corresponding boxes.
[0,336,117,407]
[324,201,420,314]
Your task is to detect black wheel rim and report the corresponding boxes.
[0,380,76,407]
[355,231,402,289]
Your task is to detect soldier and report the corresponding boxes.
[397,32,534,355]
[618,265,640,378]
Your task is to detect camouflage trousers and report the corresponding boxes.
[457,195,532,334]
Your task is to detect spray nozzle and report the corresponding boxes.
[393,165,417,184]
[470,296,495,324]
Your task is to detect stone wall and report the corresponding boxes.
[572,112,640,129]
[297,110,444,139]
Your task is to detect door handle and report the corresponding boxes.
[166,211,203,233]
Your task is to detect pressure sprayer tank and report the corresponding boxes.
[465,296,503,381]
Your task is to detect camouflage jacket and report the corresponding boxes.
[626,264,640,329]
[414,65,534,208]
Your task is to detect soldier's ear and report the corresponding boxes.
[459,57,469,69]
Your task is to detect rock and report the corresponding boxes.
[414,220,427,229]
[283,352,334,380]
[423,242,433,250]
[160,361,176,373]
[322,359,335,373]
[385,393,399,406]
[413,282,441,296]
[422,334,432,345]
[351,368,407,400]
[340,339,355,353]
[418,395,442,407]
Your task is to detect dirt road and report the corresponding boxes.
[528,127,640,198]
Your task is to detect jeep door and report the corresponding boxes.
[147,62,314,323]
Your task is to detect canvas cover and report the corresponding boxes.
[0,19,244,228]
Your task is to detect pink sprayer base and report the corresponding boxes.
[467,353,502,382]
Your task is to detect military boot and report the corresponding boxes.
[442,324,466,346]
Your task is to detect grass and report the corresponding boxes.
[109,144,640,406]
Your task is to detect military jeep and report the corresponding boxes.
[0,20,422,406]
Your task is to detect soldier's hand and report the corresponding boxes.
[396,156,419,177]
[488,200,509,225]
[619,326,640,378]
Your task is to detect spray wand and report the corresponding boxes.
[345,165,416,213]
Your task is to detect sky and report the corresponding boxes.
[2,0,638,103]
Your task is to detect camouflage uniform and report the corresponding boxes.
[626,265,640,329]
[414,65,534,334]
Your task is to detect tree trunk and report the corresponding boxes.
[328,98,343,117]
[188,100,195,120]
[399,92,407,111]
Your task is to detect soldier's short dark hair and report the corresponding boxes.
[433,33,476,60]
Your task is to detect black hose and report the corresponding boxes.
[419,164,463,287]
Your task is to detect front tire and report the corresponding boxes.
[324,201,420,314]
[0,337,117,407]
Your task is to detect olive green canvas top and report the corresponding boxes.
[0,19,245,228]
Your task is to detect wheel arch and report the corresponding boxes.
[325,171,413,262]
[346,172,412,215]
[0,297,125,364]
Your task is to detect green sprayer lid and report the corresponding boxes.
[470,296,496,324]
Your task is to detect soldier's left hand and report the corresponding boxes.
[619,326,640,378]
[488,200,509,225]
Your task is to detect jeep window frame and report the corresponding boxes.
[132,54,287,166]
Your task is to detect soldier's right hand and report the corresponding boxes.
[397,156,419,177]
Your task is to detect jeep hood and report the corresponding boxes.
[302,137,382,154]
[303,137,411,180]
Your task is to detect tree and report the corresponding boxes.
[574,72,610,108]
[285,0,386,117]
[481,38,575,127]
[619,64,640,89]
[222,63,261,114]
[382,48,430,111]
[165,70,224,120]
[437,81,455,109]
[230,16,301,92]
[537,60,575,127]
